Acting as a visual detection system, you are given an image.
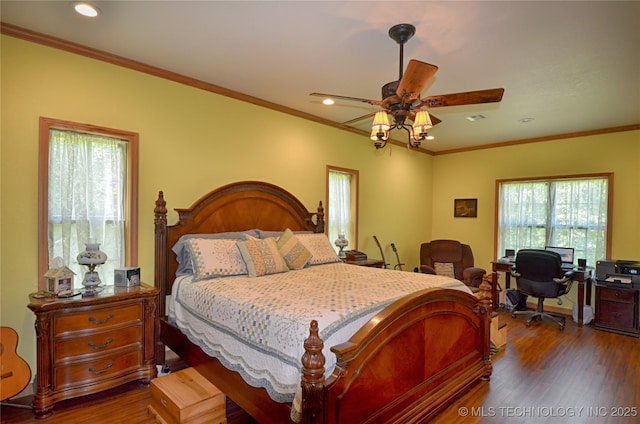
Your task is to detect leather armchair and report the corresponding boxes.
[420,240,486,292]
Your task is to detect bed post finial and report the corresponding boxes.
[154,191,167,223]
[315,201,325,233]
[478,274,493,313]
[301,320,325,424]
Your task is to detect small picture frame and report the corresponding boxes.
[454,198,478,218]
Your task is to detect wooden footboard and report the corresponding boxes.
[301,287,492,424]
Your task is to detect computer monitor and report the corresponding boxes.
[545,246,574,264]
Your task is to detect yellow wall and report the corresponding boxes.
[430,131,640,306]
[1,34,639,378]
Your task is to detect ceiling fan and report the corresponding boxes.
[310,23,504,149]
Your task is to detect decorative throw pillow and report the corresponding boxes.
[277,228,312,270]
[237,237,289,277]
[434,262,456,279]
[185,238,248,281]
[295,233,342,266]
[172,230,259,276]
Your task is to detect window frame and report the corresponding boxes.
[494,172,613,263]
[38,117,139,290]
[326,165,359,251]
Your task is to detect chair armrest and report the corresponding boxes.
[420,265,436,275]
[553,271,574,284]
[463,267,486,287]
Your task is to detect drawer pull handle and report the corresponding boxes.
[88,338,113,349]
[88,314,114,325]
[88,362,113,374]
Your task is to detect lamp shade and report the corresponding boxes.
[371,111,390,144]
[372,111,390,131]
[413,110,433,133]
[77,242,107,266]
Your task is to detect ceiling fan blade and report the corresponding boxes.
[418,88,504,108]
[395,60,438,101]
[342,112,376,126]
[310,92,384,107]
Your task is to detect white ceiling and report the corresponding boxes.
[2,1,639,153]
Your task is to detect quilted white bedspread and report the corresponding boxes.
[168,262,471,419]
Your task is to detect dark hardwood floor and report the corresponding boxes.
[2,311,638,424]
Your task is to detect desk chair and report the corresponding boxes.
[511,249,574,330]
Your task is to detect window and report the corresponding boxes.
[496,174,612,267]
[327,166,359,253]
[38,118,139,290]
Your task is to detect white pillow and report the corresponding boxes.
[295,233,341,266]
[184,238,248,281]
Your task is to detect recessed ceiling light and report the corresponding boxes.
[73,2,100,18]
[322,98,335,105]
[425,135,435,140]
[518,117,535,123]
[465,114,486,122]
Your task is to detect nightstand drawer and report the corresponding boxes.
[54,325,142,359]
[54,303,142,335]
[598,286,635,302]
[54,348,142,389]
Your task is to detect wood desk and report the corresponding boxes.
[491,261,593,326]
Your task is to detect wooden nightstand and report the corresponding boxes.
[27,284,159,418]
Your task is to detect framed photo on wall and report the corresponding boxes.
[454,198,477,218]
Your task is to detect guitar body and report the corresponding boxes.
[1,327,32,401]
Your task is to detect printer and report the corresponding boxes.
[596,259,640,288]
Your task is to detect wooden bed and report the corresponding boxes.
[154,181,493,424]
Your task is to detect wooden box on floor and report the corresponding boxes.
[148,368,226,424]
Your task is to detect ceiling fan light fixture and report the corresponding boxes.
[412,110,432,136]
[370,129,385,149]
[372,111,390,135]
[371,111,390,149]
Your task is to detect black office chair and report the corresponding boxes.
[510,249,574,330]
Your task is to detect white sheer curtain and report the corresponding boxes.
[328,171,352,253]
[498,177,608,267]
[48,129,126,280]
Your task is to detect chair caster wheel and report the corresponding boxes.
[511,312,516,319]
[559,325,565,331]
[526,321,532,327]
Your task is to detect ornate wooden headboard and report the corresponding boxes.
[153,181,324,316]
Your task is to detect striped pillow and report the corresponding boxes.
[237,237,289,277]
[277,228,312,269]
